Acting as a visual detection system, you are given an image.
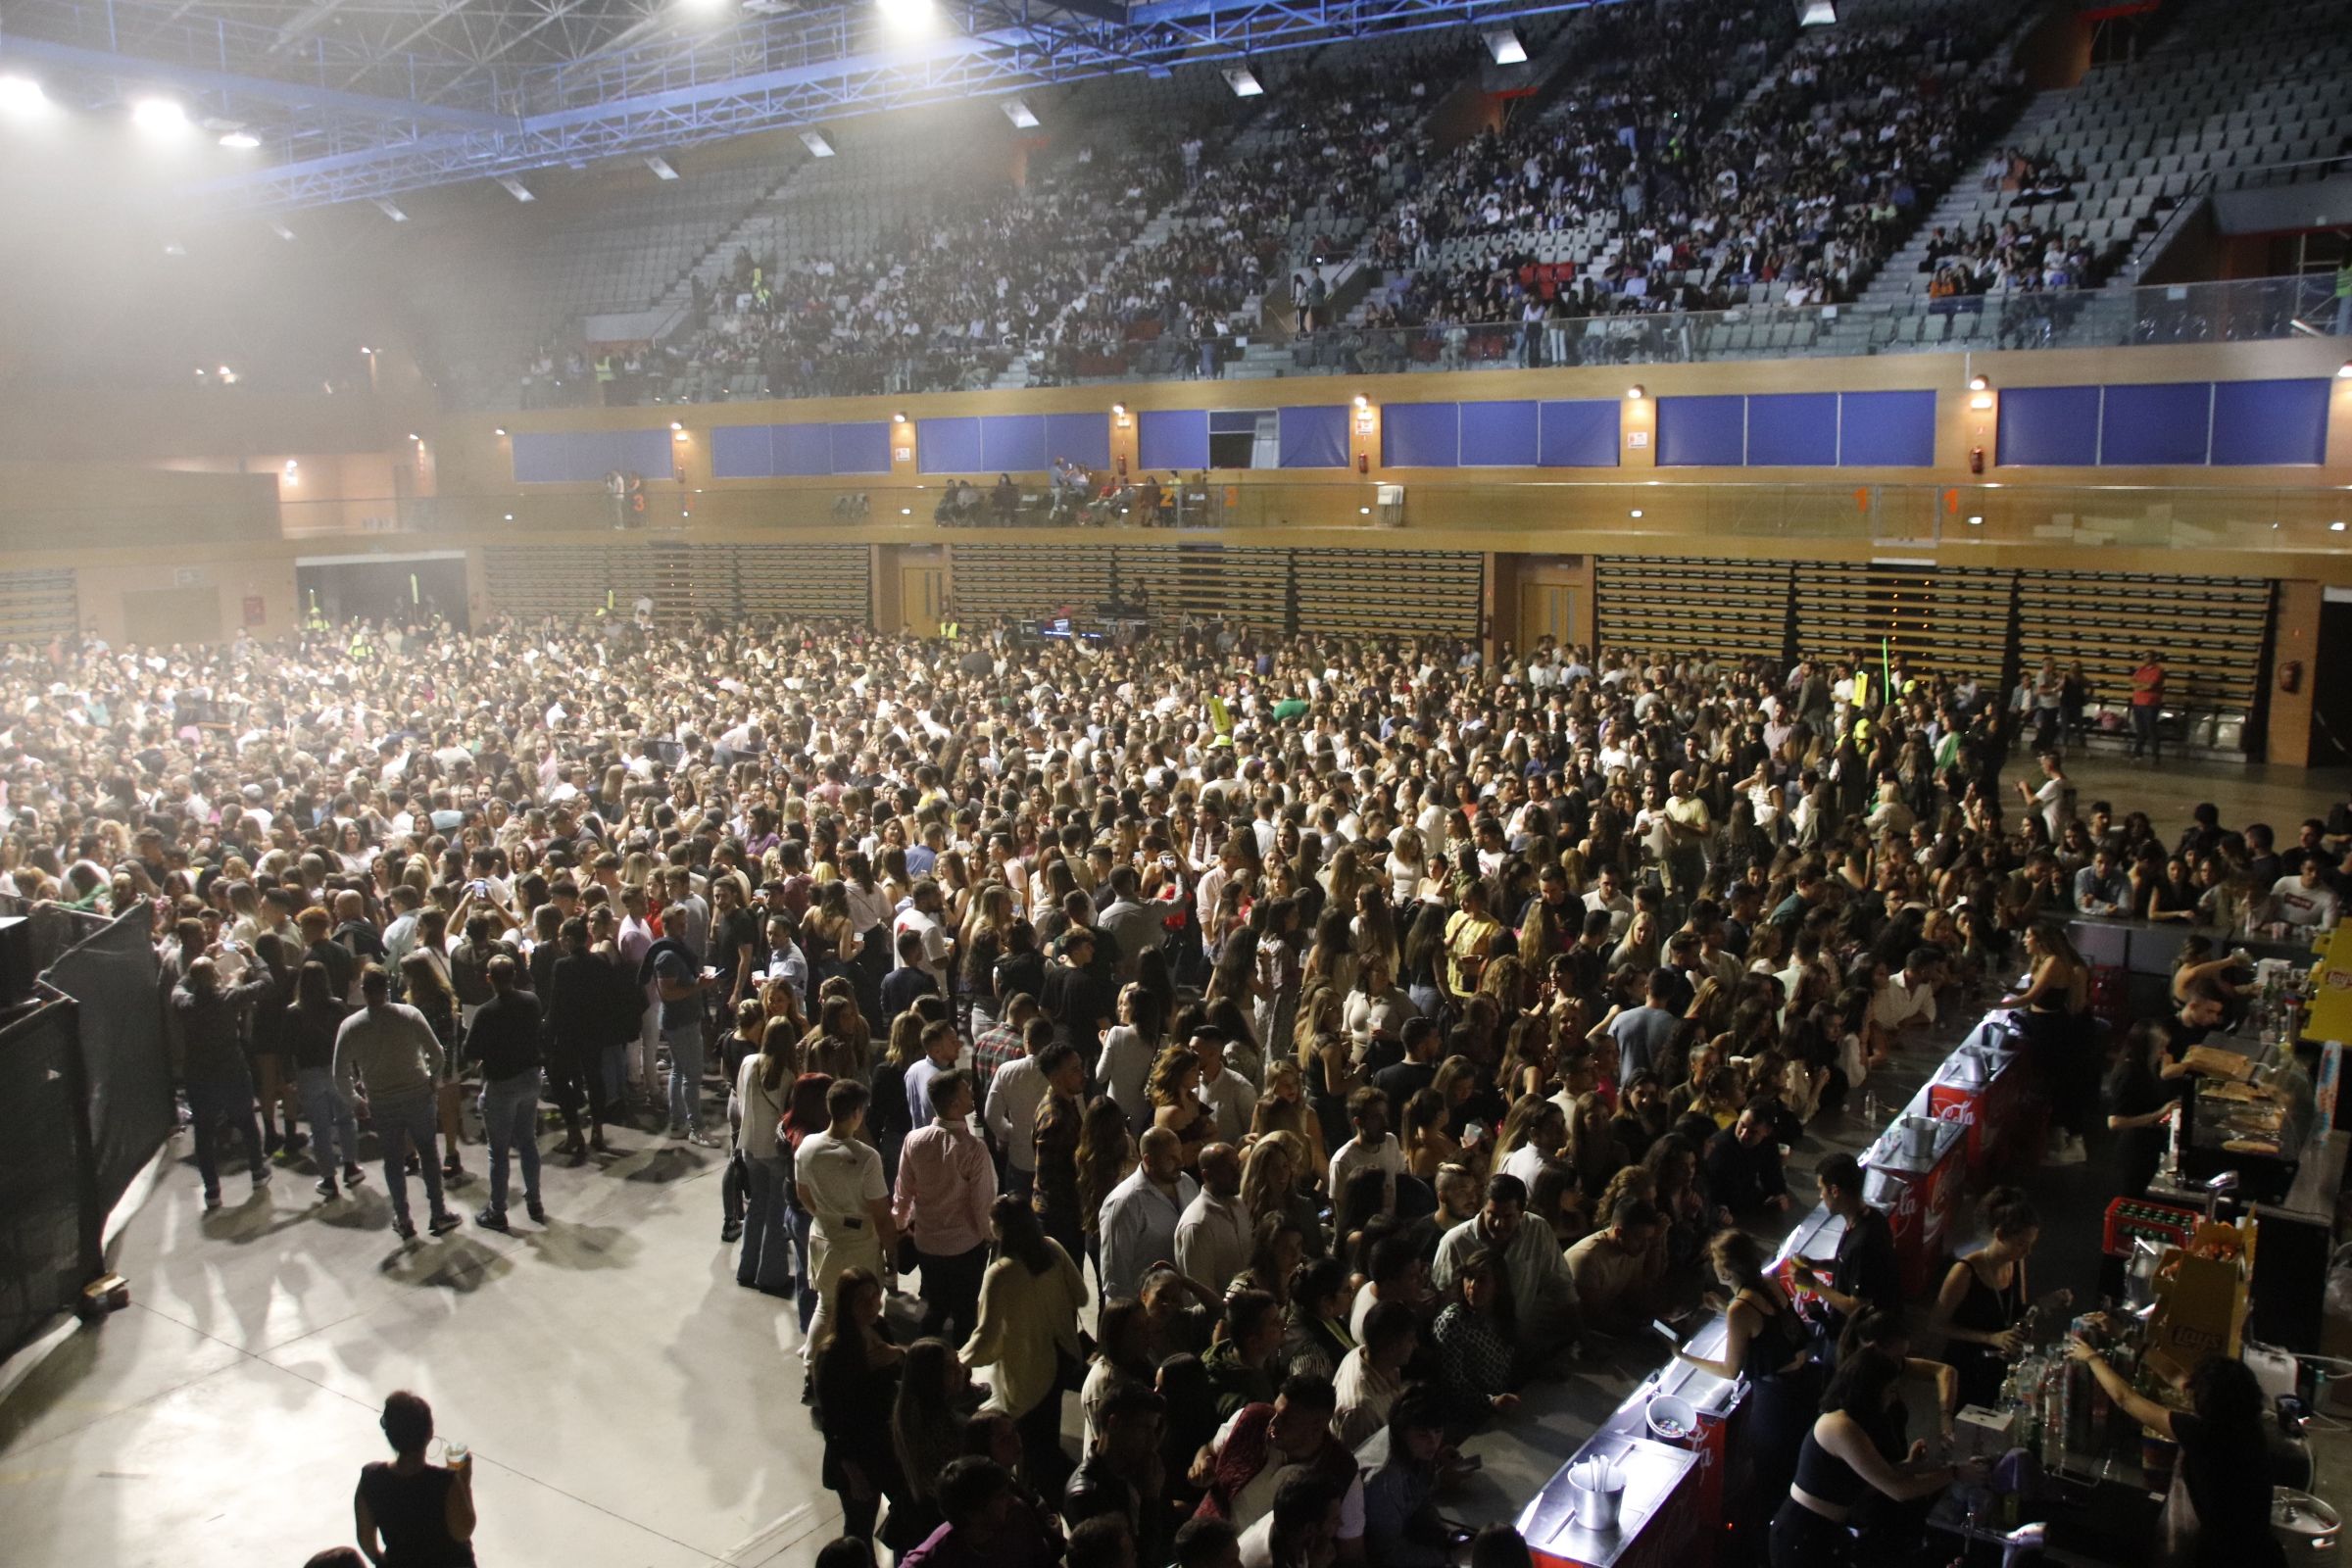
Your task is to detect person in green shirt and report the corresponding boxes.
[1272,696,1310,723]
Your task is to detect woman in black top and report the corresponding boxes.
[2067,1337,2287,1568]
[1935,1188,2045,1410]
[2106,1018,2187,1200]
[355,1390,475,1568]
[1677,1230,1818,1543]
[813,1265,905,1543]
[1770,1348,1977,1568]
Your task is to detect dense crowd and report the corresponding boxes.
[1360,1,2027,343]
[8,612,2345,1568]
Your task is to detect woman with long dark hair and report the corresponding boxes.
[2066,1336,2287,1568]
[959,1195,1085,1490]
[781,1072,835,1334]
[1768,1348,1977,1568]
[2003,920,2092,1163]
[734,1008,798,1296]
[354,1390,475,1567]
[1678,1229,1820,1539]
[290,956,363,1198]
[885,1337,968,1553]
[813,1266,905,1544]
[1935,1188,2050,1409]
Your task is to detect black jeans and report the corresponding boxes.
[1769,1499,1852,1568]
[916,1242,989,1341]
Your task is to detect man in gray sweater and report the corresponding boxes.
[334,965,459,1239]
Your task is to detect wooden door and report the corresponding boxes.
[900,564,946,637]
[1520,581,1576,652]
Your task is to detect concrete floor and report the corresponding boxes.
[1,751,2345,1568]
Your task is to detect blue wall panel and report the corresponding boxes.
[918,416,983,474]
[2210,378,2329,466]
[1997,385,2101,466]
[829,422,891,476]
[510,431,582,483]
[1459,400,1541,466]
[612,428,676,480]
[1837,390,1936,467]
[1382,403,1462,467]
[979,415,1049,472]
[1537,400,1620,467]
[1278,406,1351,468]
[1139,410,1209,471]
[1655,396,1745,466]
[1744,393,1838,466]
[710,425,775,479]
[1044,413,1110,471]
[2100,382,2212,466]
[774,424,833,477]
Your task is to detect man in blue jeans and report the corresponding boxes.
[464,954,548,1230]
[334,965,459,1240]
[169,953,275,1210]
[653,942,720,1145]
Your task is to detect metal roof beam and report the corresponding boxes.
[0,32,515,129]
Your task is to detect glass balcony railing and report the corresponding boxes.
[20,478,2331,557]
[514,273,2352,411]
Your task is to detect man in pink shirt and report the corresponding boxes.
[893,1067,998,1340]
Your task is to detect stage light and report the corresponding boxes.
[877,0,933,33]
[498,176,535,202]
[0,75,52,117]
[646,155,680,180]
[1625,385,1645,400]
[799,130,835,158]
[1003,99,1039,128]
[1484,28,1526,65]
[1223,67,1263,98]
[132,97,191,136]
[220,130,260,149]
[373,198,408,221]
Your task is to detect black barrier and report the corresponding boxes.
[0,995,94,1362]
[44,908,171,1229]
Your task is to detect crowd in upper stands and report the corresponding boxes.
[9,604,2350,1566]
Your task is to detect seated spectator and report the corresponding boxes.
[1564,1196,1668,1334]
[1358,1390,1453,1568]
[1703,1100,1791,1218]
[1191,1374,1363,1549]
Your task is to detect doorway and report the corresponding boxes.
[296,553,469,631]
[900,563,947,638]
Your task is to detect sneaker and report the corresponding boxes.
[474,1207,510,1232]
[204,1191,223,1212]
[428,1211,463,1237]
[525,1198,547,1226]
[315,1177,340,1200]
[393,1217,417,1241]
[252,1165,272,1189]
[688,1130,720,1149]
[343,1163,367,1187]
[721,1221,745,1244]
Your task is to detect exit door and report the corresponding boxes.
[901,564,947,637]
[1520,582,1577,651]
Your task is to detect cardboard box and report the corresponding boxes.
[1954,1403,2019,1460]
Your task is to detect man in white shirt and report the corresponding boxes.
[985,1033,1068,1202]
[1194,1028,1259,1144]
[794,1078,894,1363]
[1866,946,1941,1066]
[2272,860,2341,931]
[1430,1171,1580,1356]
[1099,1126,1198,1300]
[892,877,954,990]
[1175,1143,1250,1298]
[1326,1087,1406,1215]
[1581,864,1634,942]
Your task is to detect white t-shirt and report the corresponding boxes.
[793,1128,886,1227]
[2271,874,2341,930]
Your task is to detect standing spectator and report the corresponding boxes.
[354,1391,475,1568]
[1101,1126,1200,1300]
[896,1068,998,1341]
[799,1079,897,1363]
[961,1196,1088,1489]
[334,966,460,1240]
[171,952,275,1210]
[464,955,547,1231]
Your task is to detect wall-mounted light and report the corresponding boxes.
[1352,394,1370,409]
[1360,506,1372,515]
[493,427,507,437]
[360,346,374,356]
[1625,385,1645,400]
[504,513,514,521]
[1630,509,1644,518]
[1970,391,1994,411]
[408,432,420,441]
[2338,362,2352,379]
[1967,373,1990,392]
[892,411,908,424]
[1967,514,1984,526]
[2331,520,2347,532]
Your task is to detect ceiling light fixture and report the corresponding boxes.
[1484,27,1527,64]
[219,130,260,149]
[498,175,535,202]
[132,97,190,135]
[799,130,835,158]
[646,155,680,180]
[0,75,50,117]
[1223,66,1264,98]
[1003,99,1039,128]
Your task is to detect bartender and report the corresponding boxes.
[1788,1153,1899,1355]
[2064,1337,2287,1568]
[1770,1347,1985,1568]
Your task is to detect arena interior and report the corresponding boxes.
[1,0,2351,1565]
